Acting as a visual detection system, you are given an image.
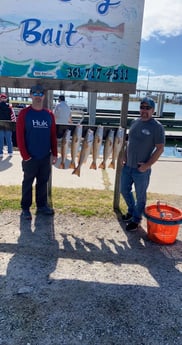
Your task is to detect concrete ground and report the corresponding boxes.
[0,151,182,344]
[0,150,182,196]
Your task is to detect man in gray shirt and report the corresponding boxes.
[120,97,165,231]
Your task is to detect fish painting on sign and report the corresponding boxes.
[76,19,125,40]
[0,18,20,35]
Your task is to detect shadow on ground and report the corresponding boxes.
[0,212,181,345]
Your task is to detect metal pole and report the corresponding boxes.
[156,93,165,117]
[44,90,53,207]
[88,92,97,125]
[113,93,129,211]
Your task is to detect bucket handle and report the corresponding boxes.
[157,200,167,219]
[145,202,182,225]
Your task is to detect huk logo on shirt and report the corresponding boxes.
[32,119,48,128]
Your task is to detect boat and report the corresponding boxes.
[175,145,182,152]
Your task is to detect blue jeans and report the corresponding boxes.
[0,130,13,155]
[120,165,151,223]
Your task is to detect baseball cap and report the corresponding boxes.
[30,84,45,94]
[59,94,65,101]
[140,97,155,109]
[0,93,8,99]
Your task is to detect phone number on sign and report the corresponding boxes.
[66,67,129,81]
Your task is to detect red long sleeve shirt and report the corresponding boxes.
[16,106,57,160]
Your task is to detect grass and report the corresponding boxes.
[0,185,180,218]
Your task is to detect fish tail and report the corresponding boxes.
[90,162,97,170]
[115,23,125,38]
[72,167,81,177]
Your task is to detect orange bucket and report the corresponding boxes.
[144,203,182,244]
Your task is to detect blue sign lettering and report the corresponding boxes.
[97,1,121,15]
[59,0,121,15]
[20,18,82,47]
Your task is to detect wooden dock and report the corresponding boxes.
[70,110,182,142]
[1,112,181,145]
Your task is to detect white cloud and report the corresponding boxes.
[137,73,182,92]
[142,0,182,40]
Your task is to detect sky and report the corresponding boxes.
[137,0,182,93]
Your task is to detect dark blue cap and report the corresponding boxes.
[141,97,155,109]
[30,84,45,94]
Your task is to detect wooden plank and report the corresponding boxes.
[0,77,136,94]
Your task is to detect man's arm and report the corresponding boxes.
[138,143,164,172]
[16,108,31,161]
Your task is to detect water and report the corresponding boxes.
[163,145,182,159]
[65,94,182,159]
[65,93,182,119]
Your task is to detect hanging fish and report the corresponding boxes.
[59,129,71,169]
[69,125,83,169]
[99,129,114,169]
[90,125,103,170]
[108,127,124,169]
[72,128,94,177]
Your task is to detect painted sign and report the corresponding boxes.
[0,0,144,84]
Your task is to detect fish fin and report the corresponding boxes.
[108,161,115,169]
[69,162,76,169]
[59,162,65,169]
[90,162,97,170]
[72,167,80,177]
[99,161,106,169]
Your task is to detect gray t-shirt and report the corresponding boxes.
[126,118,165,168]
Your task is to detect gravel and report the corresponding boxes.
[0,210,182,345]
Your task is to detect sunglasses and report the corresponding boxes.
[32,92,44,97]
[140,105,152,110]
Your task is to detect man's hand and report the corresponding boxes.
[138,162,150,172]
[51,156,57,165]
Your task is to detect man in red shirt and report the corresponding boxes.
[16,84,57,220]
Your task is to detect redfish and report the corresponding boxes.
[59,129,71,169]
[90,125,103,170]
[69,125,83,169]
[72,128,94,177]
[99,129,114,169]
[76,20,125,39]
[108,127,124,169]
